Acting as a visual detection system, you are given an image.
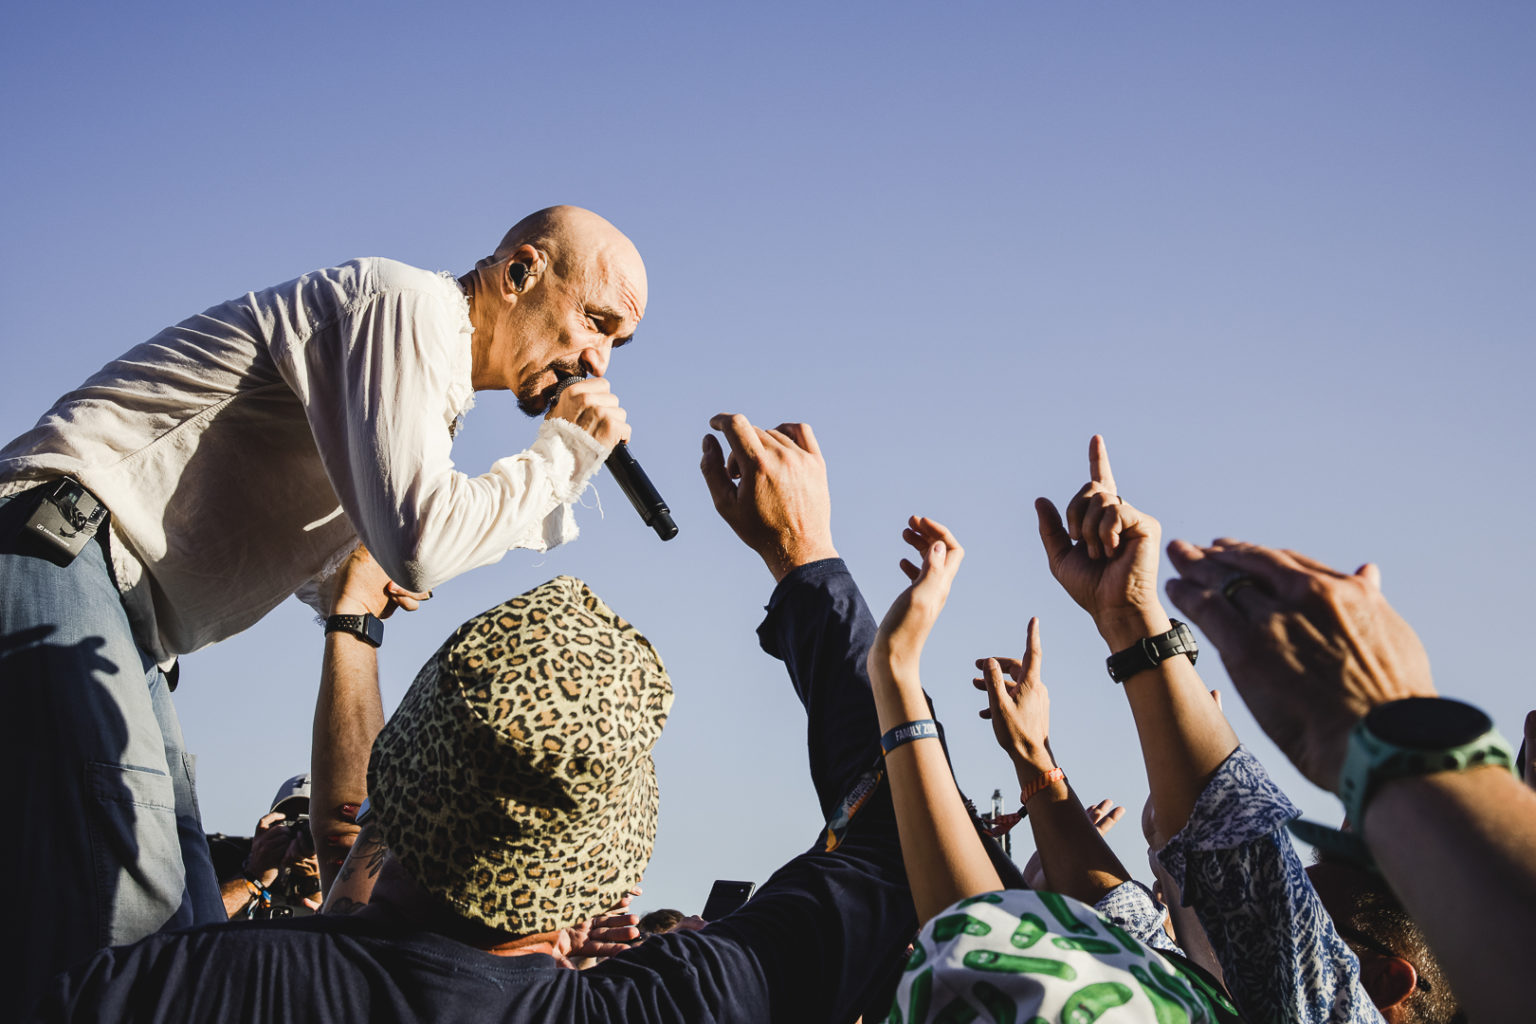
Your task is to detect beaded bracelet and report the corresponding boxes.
[1020,767,1065,805]
[880,718,940,755]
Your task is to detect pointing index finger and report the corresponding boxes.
[1089,434,1116,494]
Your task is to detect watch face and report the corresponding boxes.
[1367,698,1491,749]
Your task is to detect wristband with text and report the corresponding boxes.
[881,719,940,755]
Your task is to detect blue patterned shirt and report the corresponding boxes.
[1157,747,1384,1024]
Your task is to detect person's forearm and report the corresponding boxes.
[1098,604,1238,838]
[871,661,1002,924]
[310,630,384,895]
[219,876,256,918]
[1024,778,1132,906]
[1364,764,1536,1023]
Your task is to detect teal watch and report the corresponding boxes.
[1337,697,1514,833]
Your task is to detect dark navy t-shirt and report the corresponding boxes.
[31,562,919,1024]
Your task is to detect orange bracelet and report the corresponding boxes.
[1019,767,1065,805]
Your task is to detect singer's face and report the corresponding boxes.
[502,251,646,416]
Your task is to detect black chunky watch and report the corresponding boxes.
[1105,620,1198,683]
[324,612,384,648]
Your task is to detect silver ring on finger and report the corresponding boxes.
[1220,570,1258,602]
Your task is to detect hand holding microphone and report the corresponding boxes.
[547,376,677,541]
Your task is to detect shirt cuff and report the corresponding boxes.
[499,418,609,553]
[533,417,609,502]
[1156,746,1301,894]
[1094,880,1180,955]
[756,558,849,659]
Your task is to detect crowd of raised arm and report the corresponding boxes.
[21,416,1536,1024]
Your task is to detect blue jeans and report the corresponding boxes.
[0,486,222,1013]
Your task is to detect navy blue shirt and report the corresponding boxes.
[31,560,917,1024]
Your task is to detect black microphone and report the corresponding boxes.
[547,376,677,541]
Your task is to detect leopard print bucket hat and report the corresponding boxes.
[367,575,672,936]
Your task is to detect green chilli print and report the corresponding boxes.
[1010,914,1047,949]
[905,942,929,971]
[971,980,1016,1024]
[1177,960,1238,1015]
[961,950,1077,980]
[1100,918,1144,956]
[1130,965,1191,1024]
[1050,937,1122,955]
[1037,892,1095,935]
[1061,982,1134,1024]
[932,999,980,1024]
[932,914,993,942]
[958,893,1006,908]
[1147,959,1197,1008]
[909,967,933,1023]
[885,1002,903,1024]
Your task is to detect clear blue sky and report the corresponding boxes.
[3,2,1532,917]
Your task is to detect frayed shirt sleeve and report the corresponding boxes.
[1156,747,1384,1024]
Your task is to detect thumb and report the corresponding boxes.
[699,435,736,513]
[1035,498,1072,570]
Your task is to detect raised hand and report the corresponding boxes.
[326,544,433,619]
[975,617,1058,781]
[700,415,837,582]
[1163,538,1436,791]
[1035,436,1166,645]
[870,517,965,675]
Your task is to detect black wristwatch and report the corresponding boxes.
[1105,620,1198,683]
[324,613,384,648]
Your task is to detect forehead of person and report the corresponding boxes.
[471,205,647,411]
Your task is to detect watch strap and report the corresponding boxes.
[1338,699,1514,834]
[1105,619,1198,683]
[324,613,383,648]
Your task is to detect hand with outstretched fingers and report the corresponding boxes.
[565,889,643,964]
[974,617,1057,778]
[1163,537,1436,792]
[870,516,965,677]
[1036,436,1167,646]
[700,415,837,582]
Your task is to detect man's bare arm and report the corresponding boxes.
[310,546,428,895]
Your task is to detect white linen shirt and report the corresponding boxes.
[0,258,607,662]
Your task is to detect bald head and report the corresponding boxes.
[465,206,647,403]
[492,205,647,321]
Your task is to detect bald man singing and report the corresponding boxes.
[0,206,645,1005]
